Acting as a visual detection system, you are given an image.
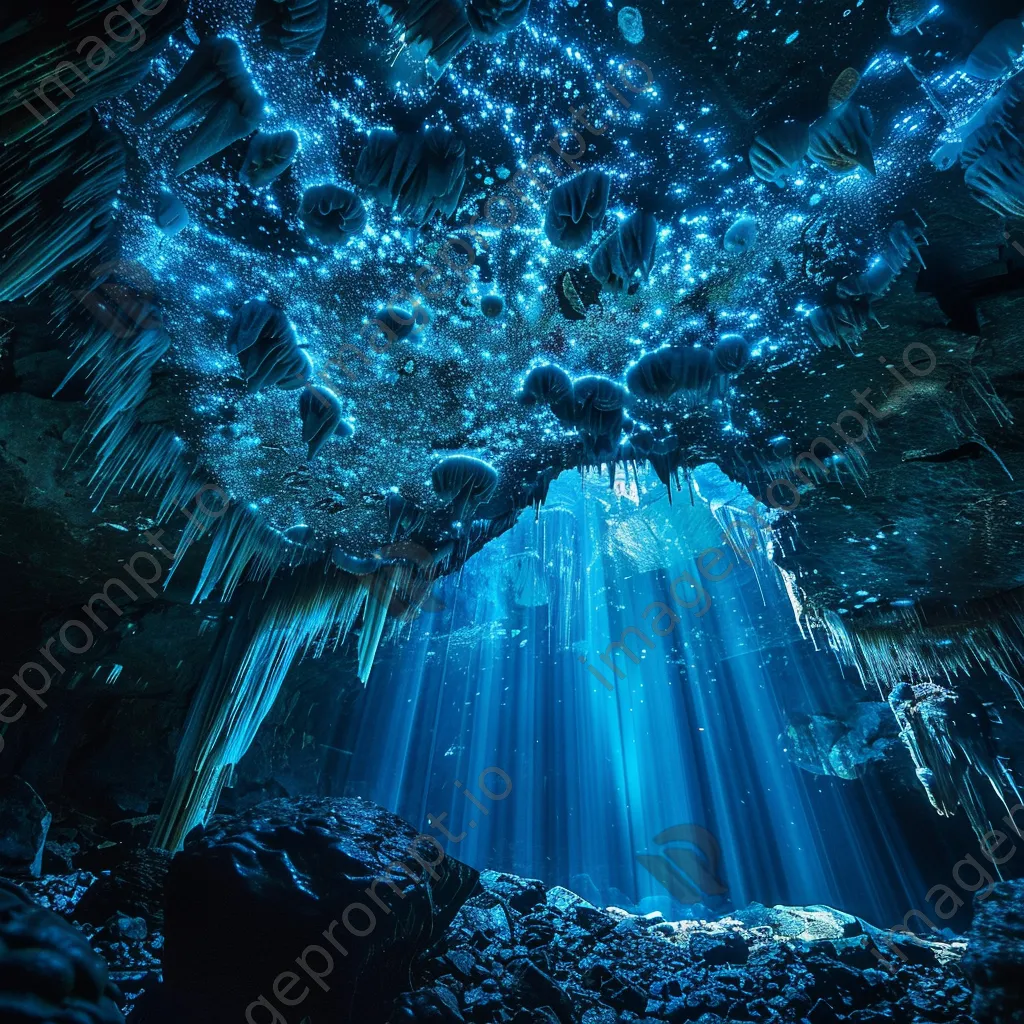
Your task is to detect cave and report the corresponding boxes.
[2,0,1024,1020]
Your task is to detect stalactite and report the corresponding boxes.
[54,258,462,850]
[56,294,169,439]
[150,556,439,850]
[805,593,1024,691]
[1,1,184,306]
[0,1,186,145]
[888,681,1024,848]
[0,117,125,303]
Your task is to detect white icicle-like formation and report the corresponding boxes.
[806,595,1024,691]
[57,268,455,852]
[150,552,442,851]
[888,680,1024,845]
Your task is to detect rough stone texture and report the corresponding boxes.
[72,847,171,929]
[0,776,52,878]
[963,879,1024,1024]
[0,0,1022,927]
[786,703,900,780]
[18,819,974,1024]
[708,176,1024,624]
[160,796,480,1021]
[0,877,124,1023]
[391,870,973,1024]
[0,349,369,818]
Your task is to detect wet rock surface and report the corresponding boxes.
[398,874,975,1024]
[160,796,480,1020]
[962,879,1024,1024]
[0,876,125,1023]
[0,798,984,1024]
[0,776,52,878]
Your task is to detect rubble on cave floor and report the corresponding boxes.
[9,796,985,1024]
[399,871,974,1024]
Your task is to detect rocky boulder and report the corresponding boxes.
[160,796,479,1022]
[0,776,52,878]
[397,873,974,1024]
[0,877,124,1023]
[963,878,1024,1024]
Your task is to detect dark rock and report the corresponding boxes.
[443,947,477,979]
[834,934,882,969]
[43,838,79,874]
[808,997,842,1024]
[848,1010,895,1024]
[4,808,979,1024]
[508,956,575,1023]
[162,796,479,1022]
[690,930,750,965]
[511,1009,562,1023]
[480,869,546,912]
[521,913,557,949]
[657,977,684,999]
[462,984,505,1016]
[582,963,647,1014]
[415,883,975,1024]
[458,900,513,942]
[0,877,124,1022]
[0,776,52,878]
[576,905,616,936]
[73,847,170,927]
[962,878,1024,1024]
[391,985,465,1021]
[804,951,885,1005]
[665,995,731,1023]
[106,913,148,941]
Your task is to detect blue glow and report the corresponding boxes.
[338,469,929,922]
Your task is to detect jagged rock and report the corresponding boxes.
[787,703,900,780]
[42,838,79,874]
[0,877,124,1022]
[479,869,547,912]
[690,930,750,965]
[507,956,575,1022]
[391,984,465,1020]
[0,776,52,878]
[106,913,147,941]
[73,847,170,927]
[161,796,479,1021]
[963,878,1024,1024]
[457,901,513,941]
[404,872,972,1024]
[582,961,647,1012]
